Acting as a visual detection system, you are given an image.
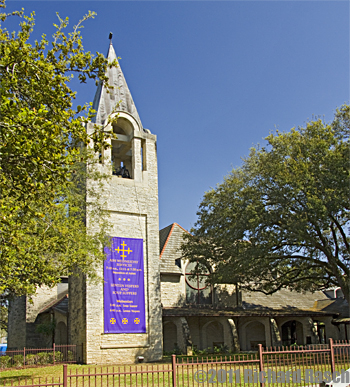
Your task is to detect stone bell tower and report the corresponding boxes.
[69,41,163,364]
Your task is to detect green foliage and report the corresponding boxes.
[183,105,350,302]
[0,0,116,297]
[25,354,36,365]
[214,344,229,354]
[0,355,10,369]
[52,351,63,362]
[36,318,56,337]
[3,351,64,368]
[193,347,208,356]
[67,350,74,362]
[36,352,50,365]
[13,354,23,367]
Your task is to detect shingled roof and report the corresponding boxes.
[159,223,189,275]
[241,288,330,312]
[313,297,349,318]
[162,307,336,318]
[38,293,68,315]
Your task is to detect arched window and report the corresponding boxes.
[185,261,212,305]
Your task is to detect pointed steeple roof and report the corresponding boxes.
[92,42,143,129]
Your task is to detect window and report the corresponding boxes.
[185,261,212,305]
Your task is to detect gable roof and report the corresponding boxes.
[159,224,174,256]
[38,293,68,315]
[159,223,190,258]
[159,223,190,274]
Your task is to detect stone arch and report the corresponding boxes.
[110,112,141,134]
[112,116,135,137]
[163,321,178,353]
[108,112,145,180]
[202,320,224,351]
[55,321,67,345]
[281,320,304,346]
[244,321,266,350]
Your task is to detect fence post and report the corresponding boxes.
[63,364,68,387]
[329,338,335,374]
[258,344,265,387]
[23,347,26,367]
[53,343,55,366]
[172,354,177,387]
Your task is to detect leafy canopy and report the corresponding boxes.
[183,105,350,302]
[0,0,116,297]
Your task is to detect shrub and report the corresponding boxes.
[213,344,229,354]
[53,351,63,362]
[0,355,11,369]
[67,350,74,362]
[192,347,208,356]
[47,352,53,363]
[36,352,50,365]
[13,354,24,367]
[25,354,36,365]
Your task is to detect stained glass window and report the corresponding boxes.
[185,261,212,305]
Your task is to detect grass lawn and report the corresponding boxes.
[0,363,173,386]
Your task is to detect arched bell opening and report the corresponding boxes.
[111,117,133,178]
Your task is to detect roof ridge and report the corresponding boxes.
[38,293,68,315]
[160,223,176,259]
[159,223,191,258]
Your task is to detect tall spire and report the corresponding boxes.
[92,41,143,129]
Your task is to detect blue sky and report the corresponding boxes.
[4,0,350,231]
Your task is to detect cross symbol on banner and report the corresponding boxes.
[115,241,133,260]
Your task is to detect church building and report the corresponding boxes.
[7,42,349,364]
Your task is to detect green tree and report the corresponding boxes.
[183,105,350,303]
[0,1,116,297]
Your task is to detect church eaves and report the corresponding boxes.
[92,42,143,129]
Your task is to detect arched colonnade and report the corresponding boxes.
[163,315,337,354]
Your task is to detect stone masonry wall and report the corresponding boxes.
[7,296,26,349]
[68,270,87,363]
[69,121,163,364]
[160,275,185,307]
[8,285,66,349]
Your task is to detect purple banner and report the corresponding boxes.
[104,237,146,333]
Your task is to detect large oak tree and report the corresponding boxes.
[183,105,350,303]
